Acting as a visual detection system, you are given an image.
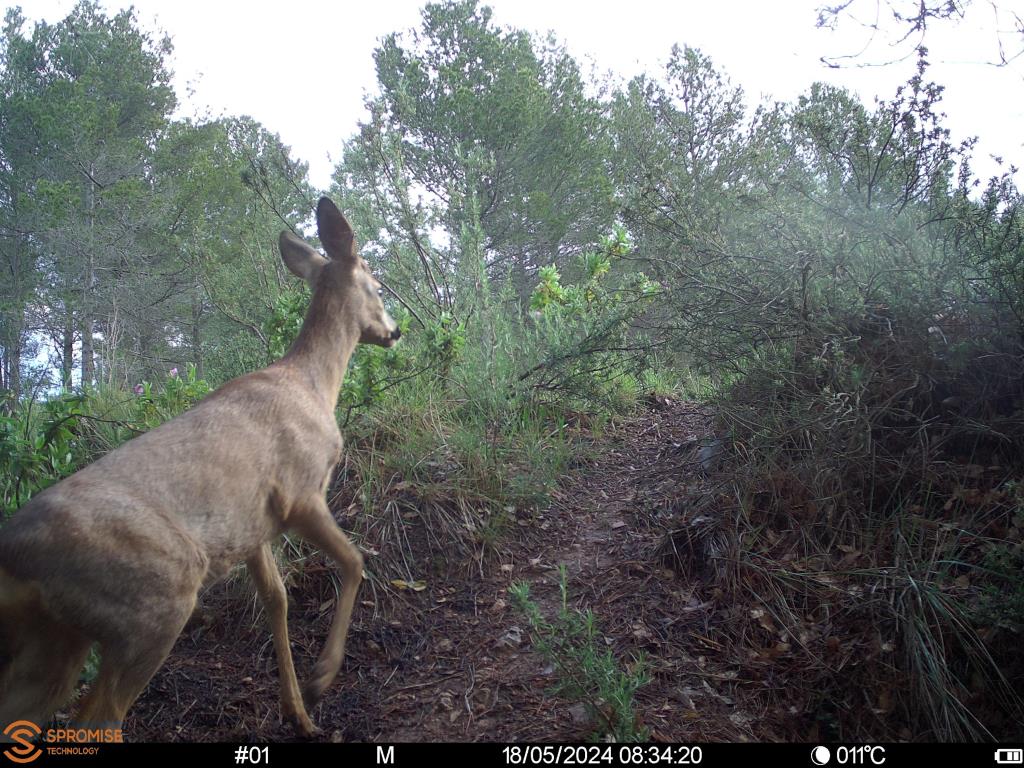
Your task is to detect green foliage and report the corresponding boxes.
[523,226,658,409]
[339,297,572,524]
[335,0,614,323]
[0,392,88,515]
[529,265,567,313]
[424,311,467,377]
[265,291,309,361]
[604,37,1024,740]
[530,225,644,314]
[510,567,651,742]
[1,368,210,517]
[0,1,180,392]
[0,2,314,397]
[340,340,414,416]
[130,364,211,430]
[81,646,101,685]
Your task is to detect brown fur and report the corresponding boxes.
[0,198,399,738]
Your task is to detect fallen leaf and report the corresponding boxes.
[390,579,427,592]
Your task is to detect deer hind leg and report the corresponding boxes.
[73,587,200,733]
[0,608,90,730]
[246,542,316,737]
[290,498,364,709]
[74,624,184,733]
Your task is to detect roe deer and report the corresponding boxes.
[0,197,400,738]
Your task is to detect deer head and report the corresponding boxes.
[278,197,401,348]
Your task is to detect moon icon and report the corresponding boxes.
[811,746,831,765]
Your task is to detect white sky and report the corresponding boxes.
[14,0,1024,191]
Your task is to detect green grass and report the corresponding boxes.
[511,566,651,742]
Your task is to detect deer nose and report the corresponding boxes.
[390,327,402,341]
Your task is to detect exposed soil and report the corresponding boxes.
[120,399,769,742]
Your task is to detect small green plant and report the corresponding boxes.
[510,566,650,742]
[131,364,211,429]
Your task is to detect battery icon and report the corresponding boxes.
[996,749,1023,764]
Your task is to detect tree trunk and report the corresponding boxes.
[81,312,94,387]
[80,165,97,388]
[192,278,204,380]
[62,307,75,391]
[8,342,20,402]
[1,316,24,404]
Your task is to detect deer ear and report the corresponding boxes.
[279,231,328,287]
[316,197,357,266]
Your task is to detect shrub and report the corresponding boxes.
[511,567,651,742]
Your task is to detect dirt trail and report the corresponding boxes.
[126,399,756,742]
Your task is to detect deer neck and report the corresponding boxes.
[282,267,360,410]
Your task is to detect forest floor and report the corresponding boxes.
[123,399,782,742]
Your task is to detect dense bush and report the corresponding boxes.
[627,50,1024,740]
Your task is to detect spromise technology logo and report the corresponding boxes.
[2,721,42,764]
[3,721,123,762]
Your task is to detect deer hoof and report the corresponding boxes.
[288,711,319,739]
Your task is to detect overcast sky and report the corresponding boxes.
[15,0,1024,190]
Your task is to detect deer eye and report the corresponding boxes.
[377,287,384,297]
